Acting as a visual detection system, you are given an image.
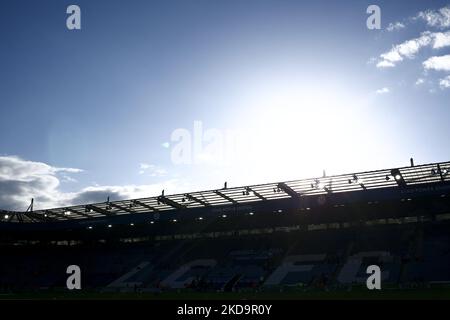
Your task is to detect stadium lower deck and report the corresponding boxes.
[1,219,450,299]
[1,161,450,299]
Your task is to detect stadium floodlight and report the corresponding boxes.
[429,167,448,176]
[64,211,71,216]
[4,214,9,219]
[312,179,332,193]
[348,174,366,190]
[150,221,154,224]
[87,226,93,230]
[311,179,328,191]
[311,179,320,189]
[348,174,358,184]
[391,169,406,187]
[198,217,203,220]
[222,214,227,218]
[172,219,177,223]
[107,224,112,228]
[249,212,254,216]
[434,165,448,181]
[130,223,134,226]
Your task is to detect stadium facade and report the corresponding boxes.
[1,160,450,296]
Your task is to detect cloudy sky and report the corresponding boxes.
[1,0,450,210]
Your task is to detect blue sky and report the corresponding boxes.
[1,0,450,210]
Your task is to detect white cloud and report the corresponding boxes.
[68,180,182,206]
[138,163,167,177]
[417,6,450,29]
[386,22,405,32]
[433,32,450,49]
[439,75,450,89]
[376,60,395,68]
[376,87,390,94]
[385,6,450,32]
[53,167,83,174]
[375,6,450,90]
[415,78,425,85]
[61,174,78,183]
[0,156,80,210]
[0,156,181,211]
[139,163,151,170]
[423,55,450,71]
[376,31,450,68]
[380,50,403,64]
[161,142,170,149]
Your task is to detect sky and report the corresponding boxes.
[1,0,450,210]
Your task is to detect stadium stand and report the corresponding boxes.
[1,160,450,296]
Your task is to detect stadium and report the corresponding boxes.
[1,159,450,299]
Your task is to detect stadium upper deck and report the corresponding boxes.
[1,160,450,224]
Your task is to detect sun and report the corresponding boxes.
[197,76,390,187]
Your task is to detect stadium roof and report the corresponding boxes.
[1,160,449,223]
